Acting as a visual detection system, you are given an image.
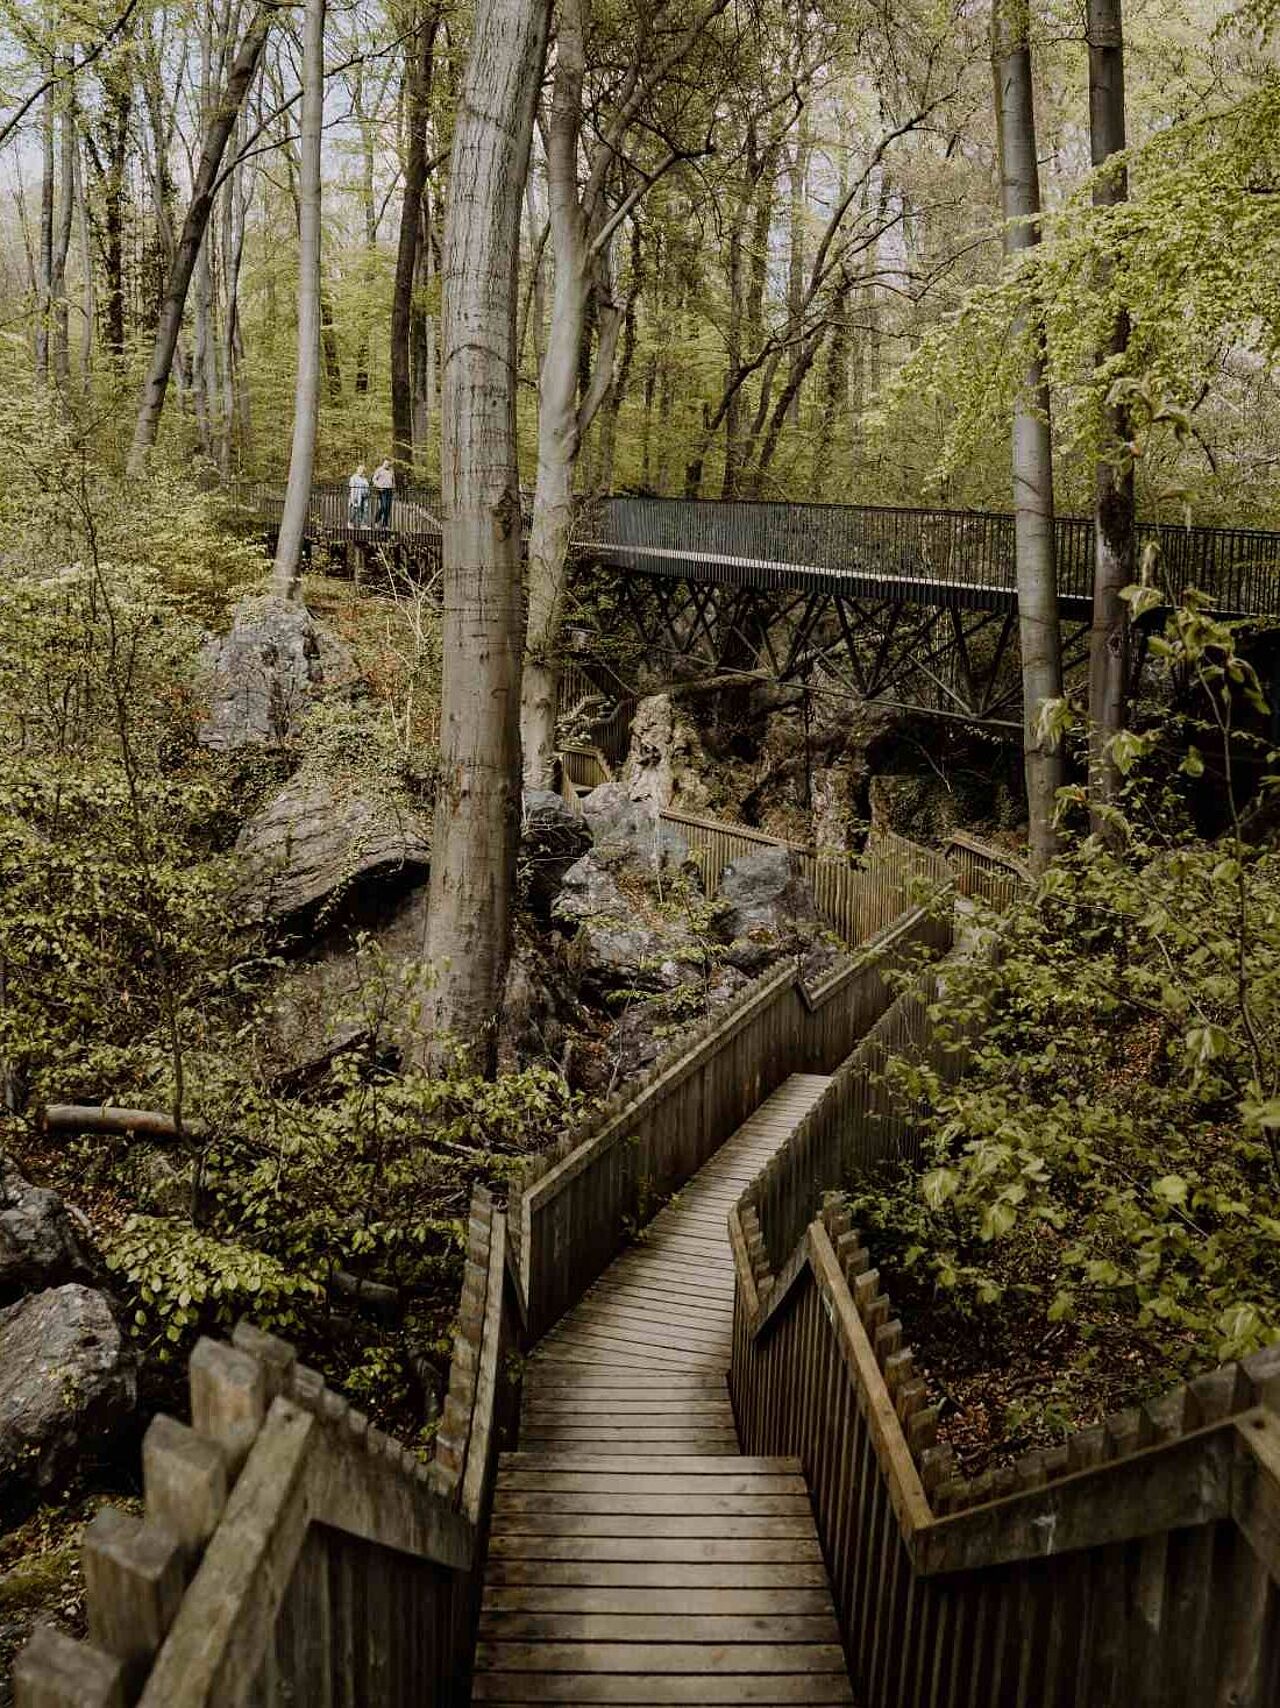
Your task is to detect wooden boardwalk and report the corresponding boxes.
[474,1075,855,1704]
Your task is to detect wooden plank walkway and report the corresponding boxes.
[474,1075,855,1704]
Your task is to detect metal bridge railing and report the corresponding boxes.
[582,496,1280,618]
[231,483,1280,619]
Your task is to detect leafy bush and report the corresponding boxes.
[104,1216,323,1355]
[845,596,1280,1464]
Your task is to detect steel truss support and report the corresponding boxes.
[597,568,1102,732]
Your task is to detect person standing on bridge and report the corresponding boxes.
[348,463,370,527]
[372,458,395,528]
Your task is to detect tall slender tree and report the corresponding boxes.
[390,0,441,468]
[271,0,325,597]
[417,0,551,1073]
[519,0,730,788]
[1086,0,1134,817]
[992,0,1063,873]
[127,4,272,475]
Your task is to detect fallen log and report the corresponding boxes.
[41,1105,207,1142]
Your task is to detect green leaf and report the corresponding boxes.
[921,1167,958,1210]
[1153,1174,1188,1206]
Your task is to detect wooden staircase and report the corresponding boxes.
[473,1075,854,1704]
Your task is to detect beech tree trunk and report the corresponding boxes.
[36,81,54,382]
[519,0,725,782]
[417,0,550,1074]
[519,0,595,789]
[391,2,439,467]
[51,76,75,391]
[993,0,1064,874]
[271,0,325,598]
[127,6,271,476]
[1086,0,1134,817]
[73,131,94,384]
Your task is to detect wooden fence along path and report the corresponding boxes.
[728,936,1280,1706]
[24,832,1280,1705]
[475,1074,854,1703]
[16,842,942,1707]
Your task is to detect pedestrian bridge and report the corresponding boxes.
[240,484,1280,727]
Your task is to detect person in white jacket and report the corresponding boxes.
[372,459,395,528]
[348,463,370,526]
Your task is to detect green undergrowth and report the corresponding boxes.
[844,599,1280,1474]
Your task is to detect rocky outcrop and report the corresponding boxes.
[620,694,712,815]
[522,789,592,914]
[580,783,688,871]
[236,771,431,928]
[714,846,823,971]
[552,853,699,1000]
[0,1284,136,1500]
[605,963,749,1079]
[199,594,358,752]
[257,882,429,1084]
[497,932,577,1072]
[0,1155,98,1305]
[552,852,628,926]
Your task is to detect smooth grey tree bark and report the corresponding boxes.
[126,5,272,476]
[1086,0,1134,817]
[36,79,55,382]
[271,0,326,597]
[992,0,1064,874]
[50,72,76,391]
[417,0,551,1074]
[519,0,729,787]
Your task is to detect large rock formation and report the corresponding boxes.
[0,1285,136,1500]
[236,771,431,927]
[619,694,711,815]
[580,784,689,871]
[714,846,823,971]
[521,789,592,915]
[199,594,358,752]
[0,1155,98,1305]
[552,854,699,1000]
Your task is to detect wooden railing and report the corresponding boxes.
[735,934,992,1276]
[728,862,1280,1706]
[511,892,951,1343]
[14,1190,520,1708]
[945,827,1031,911]
[662,811,954,945]
[729,1199,1280,1707]
[17,832,951,1707]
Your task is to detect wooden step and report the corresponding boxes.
[474,1076,852,1707]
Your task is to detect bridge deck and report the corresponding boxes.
[474,1074,854,1705]
[239,484,1280,620]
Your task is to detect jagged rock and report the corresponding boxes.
[522,789,592,914]
[198,594,358,752]
[236,771,431,928]
[259,883,430,1084]
[714,846,822,967]
[811,760,862,852]
[580,783,688,871]
[497,933,575,1071]
[620,695,711,815]
[552,855,698,998]
[552,853,628,925]
[572,918,697,1000]
[0,1155,98,1305]
[0,1285,136,1499]
[606,966,749,1078]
